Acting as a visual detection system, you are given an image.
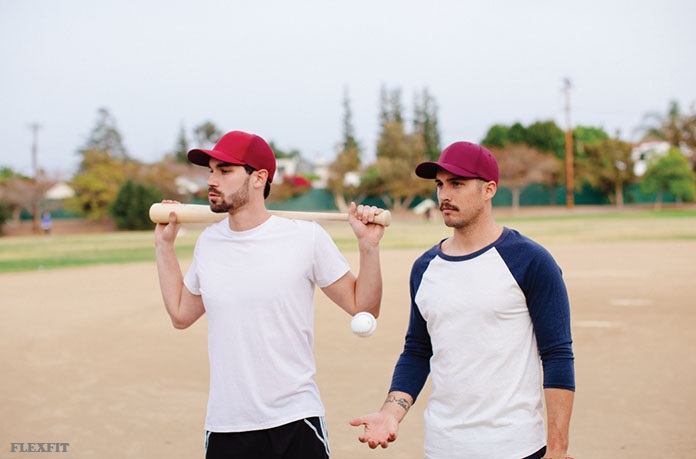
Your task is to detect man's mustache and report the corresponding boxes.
[440,204,458,212]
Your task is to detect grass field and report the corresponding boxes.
[1,207,694,274]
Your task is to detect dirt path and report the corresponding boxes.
[1,241,695,458]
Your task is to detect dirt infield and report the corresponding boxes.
[1,240,695,458]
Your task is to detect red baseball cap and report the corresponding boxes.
[187,131,277,182]
[415,141,499,183]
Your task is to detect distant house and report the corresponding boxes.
[173,155,334,195]
[175,175,206,195]
[311,156,330,189]
[631,141,671,176]
[44,181,75,200]
[275,157,317,184]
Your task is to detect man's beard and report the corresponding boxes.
[209,176,250,213]
[440,202,483,229]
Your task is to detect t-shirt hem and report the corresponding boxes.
[205,410,326,433]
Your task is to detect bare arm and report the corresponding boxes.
[349,391,414,449]
[544,388,574,457]
[154,209,205,329]
[321,203,384,317]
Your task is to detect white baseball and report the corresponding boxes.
[351,312,377,337]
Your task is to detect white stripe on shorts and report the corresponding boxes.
[304,417,331,457]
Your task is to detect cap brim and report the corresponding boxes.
[415,161,478,179]
[187,149,246,168]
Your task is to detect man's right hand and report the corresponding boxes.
[349,412,400,449]
[154,200,181,247]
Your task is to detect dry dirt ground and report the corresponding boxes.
[1,239,695,458]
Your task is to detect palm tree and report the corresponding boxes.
[638,100,687,147]
[637,100,696,171]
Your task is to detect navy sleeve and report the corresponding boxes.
[388,248,435,403]
[497,230,576,391]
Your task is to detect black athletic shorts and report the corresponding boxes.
[523,446,546,459]
[205,417,330,459]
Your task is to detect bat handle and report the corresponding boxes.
[372,210,392,227]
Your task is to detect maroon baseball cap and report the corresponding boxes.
[415,141,499,183]
[187,131,277,182]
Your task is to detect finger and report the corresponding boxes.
[349,201,359,222]
[356,204,375,224]
[354,203,366,223]
[365,206,377,223]
[348,418,364,427]
[168,211,178,224]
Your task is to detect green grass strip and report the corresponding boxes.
[1,208,694,274]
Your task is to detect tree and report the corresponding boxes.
[378,85,404,125]
[266,177,311,203]
[268,141,301,159]
[0,168,54,232]
[482,121,565,204]
[482,121,617,203]
[368,86,436,210]
[482,121,565,156]
[525,121,566,157]
[327,88,363,211]
[172,125,190,163]
[489,143,560,212]
[481,124,511,148]
[68,150,130,220]
[581,137,635,206]
[81,107,129,160]
[638,100,696,172]
[639,100,690,147]
[111,180,164,230]
[413,88,441,161]
[640,147,695,210]
[0,200,10,235]
[572,125,614,191]
[368,120,431,211]
[193,121,222,149]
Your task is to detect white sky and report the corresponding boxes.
[1,0,694,178]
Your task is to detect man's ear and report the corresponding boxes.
[484,180,497,199]
[254,169,269,188]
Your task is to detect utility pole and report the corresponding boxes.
[563,78,574,208]
[28,123,41,179]
[28,123,42,232]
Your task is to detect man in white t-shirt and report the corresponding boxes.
[154,130,386,459]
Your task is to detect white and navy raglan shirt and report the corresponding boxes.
[390,227,575,459]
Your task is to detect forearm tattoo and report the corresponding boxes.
[385,395,411,412]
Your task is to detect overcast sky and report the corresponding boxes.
[1,0,694,178]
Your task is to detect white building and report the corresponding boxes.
[631,141,671,176]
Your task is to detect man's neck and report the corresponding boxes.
[441,219,503,256]
[226,202,271,232]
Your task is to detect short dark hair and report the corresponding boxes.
[243,165,271,199]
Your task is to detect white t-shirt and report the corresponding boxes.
[184,216,350,432]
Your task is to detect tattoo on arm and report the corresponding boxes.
[385,395,411,412]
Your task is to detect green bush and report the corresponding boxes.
[110,180,164,230]
[0,201,11,235]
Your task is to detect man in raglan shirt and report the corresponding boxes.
[350,141,575,459]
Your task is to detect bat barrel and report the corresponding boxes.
[149,203,226,224]
[149,203,391,227]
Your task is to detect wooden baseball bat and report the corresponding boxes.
[149,203,392,227]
